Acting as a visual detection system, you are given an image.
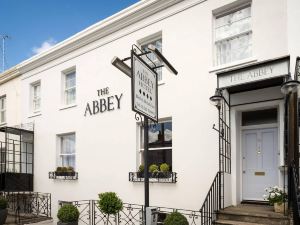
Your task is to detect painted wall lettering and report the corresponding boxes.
[84,87,123,116]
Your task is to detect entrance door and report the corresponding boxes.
[242,128,278,200]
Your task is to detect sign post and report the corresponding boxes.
[131,50,158,212]
[112,44,177,224]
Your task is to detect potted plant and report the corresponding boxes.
[137,164,144,178]
[159,163,171,178]
[55,167,63,176]
[164,212,188,225]
[0,197,8,225]
[57,204,79,225]
[149,164,159,178]
[263,186,287,213]
[66,166,75,176]
[97,192,123,224]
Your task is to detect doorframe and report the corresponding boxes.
[230,100,284,205]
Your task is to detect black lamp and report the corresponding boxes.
[209,89,224,109]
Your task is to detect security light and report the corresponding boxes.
[209,89,224,109]
[111,57,131,78]
[147,44,178,75]
[280,80,300,95]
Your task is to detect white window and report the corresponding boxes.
[58,133,76,169]
[63,71,76,105]
[215,5,252,65]
[31,81,41,112]
[139,120,172,170]
[0,96,6,124]
[141,38,163,82]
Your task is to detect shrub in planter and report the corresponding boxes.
[164,212,188,225]
[159,163,171,178]
[57,204,79,225]
[66,166,75,176]
[160,163,170,172]
[98,192,123,223]
[137,165,144,178]
[0,197,8,225]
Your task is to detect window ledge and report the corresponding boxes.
[59,104,77,111]
[0,122,7,127]
[209,57,257,74]
[28,112,42,118]
[49,171,78,180]
[129,172,177,183]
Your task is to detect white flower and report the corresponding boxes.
[274,186,279,189]
[270,193,275,198]
[263,194,267,199]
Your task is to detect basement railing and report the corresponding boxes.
[290,161,300,225]
[1,191,51,224]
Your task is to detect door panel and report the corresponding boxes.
[242,128,278,200]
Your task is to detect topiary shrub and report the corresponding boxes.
[98,192,123,223]
[149,164,159,173]
[57,204,79,223]
[0,197,7,210]
[164,212,188,225]
[160,163,170,172]
[56,167,63,172]
[138,165,144,173]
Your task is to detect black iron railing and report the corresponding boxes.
[59,200,144,225]
[49,171,78,180]
[129,172,177,183]
[199,172,223,225]
[290,162,300,225]
[1,191,51,224]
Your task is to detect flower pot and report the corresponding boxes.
[274,202,287,213]
[0,209,8,225]
[137,172,144,178]
[57,221,78,225]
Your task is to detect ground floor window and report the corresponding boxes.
[58,133,76,169]
[139,119,172,171]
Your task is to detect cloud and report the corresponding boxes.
[32,38,56,55]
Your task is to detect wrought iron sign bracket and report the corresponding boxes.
[212,124,224,137]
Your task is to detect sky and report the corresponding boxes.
[0,0,139,71]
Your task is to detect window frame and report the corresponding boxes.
[57,133,76,170]
[62,68,76,106]
[138,118,172,171]
[213,3,252,66]
[0,95,6,125]
[30,81,41,113]
[139,33,164,84]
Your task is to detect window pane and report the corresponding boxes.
[60,155,75,168]
[215,6,252,65]
[65,88,76,105]
[65,72,76,89]
[242,108,277,126]
[142,149,172,170]
[61,134,75,154]
[141,39,162,81]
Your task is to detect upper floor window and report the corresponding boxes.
[139,120,172,171]
[215,5,252,65]
[141,38,163,82]
[58,133,76,169]
[63,70,76,105]
[0,96,6,124]
[31,81,41,112]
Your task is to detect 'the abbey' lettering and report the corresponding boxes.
[84,87,123,117]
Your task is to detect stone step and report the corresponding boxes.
[215,219,269,225]
[217,204,290,225]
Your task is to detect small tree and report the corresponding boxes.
[164,212,188,225]
[57,204,79,224]
[98,192,123,224]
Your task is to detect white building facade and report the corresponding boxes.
[1,0,300,223]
